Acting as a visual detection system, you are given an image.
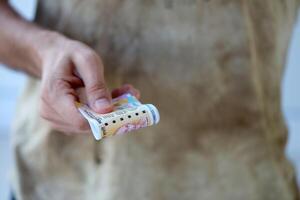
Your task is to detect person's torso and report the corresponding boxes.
[12,0,300,199]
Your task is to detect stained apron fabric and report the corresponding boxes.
[11,0,300,200]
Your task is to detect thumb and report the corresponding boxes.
[86,82,113,113]
[72,50,113,113]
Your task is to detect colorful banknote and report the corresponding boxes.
[77,93,160,140]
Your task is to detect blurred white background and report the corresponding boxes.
[0,1,299,199]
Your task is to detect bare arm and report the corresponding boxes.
[0,1,44,77]
[0,1,140,133]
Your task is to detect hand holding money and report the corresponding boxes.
[37,33,140,134]
[77,93,160,140]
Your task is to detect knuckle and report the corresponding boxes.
[82,49,97,59]
[54,80,75,97]
[40,91,48,103]
[53,79,68,91]
[39,106,50,120]
[79,49,98,61]
[79,50,100,66]
[39,105,54,124]
[67,40,83,51]
[87,83,107,94]
[41,79,67,99]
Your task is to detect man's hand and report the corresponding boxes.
[0,2,140,134]
[39,33,141,133]
[38,33,111,132]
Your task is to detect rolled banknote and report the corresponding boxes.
[76,93,160,140]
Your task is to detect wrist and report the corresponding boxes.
[31,30,64,62]
[30,30,69,76]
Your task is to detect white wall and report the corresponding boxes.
[283,12,300,185]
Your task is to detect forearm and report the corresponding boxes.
[0,1,55,77]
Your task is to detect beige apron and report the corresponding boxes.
[12,0,300,199]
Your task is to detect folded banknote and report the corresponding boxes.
[77,93,160,140]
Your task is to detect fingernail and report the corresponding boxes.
[94,98,112,112]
